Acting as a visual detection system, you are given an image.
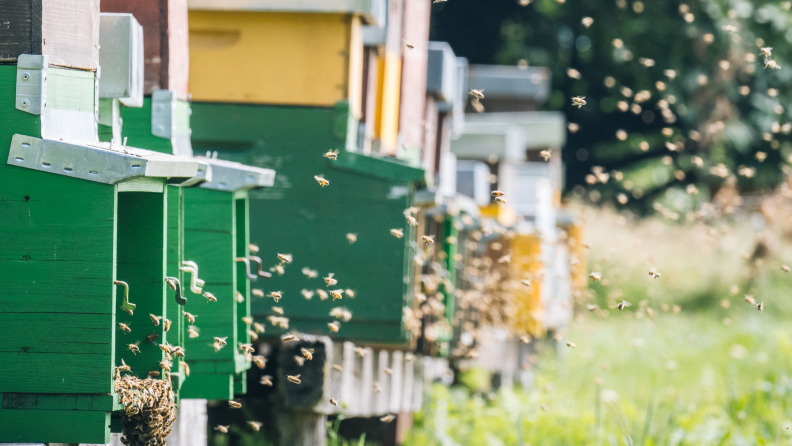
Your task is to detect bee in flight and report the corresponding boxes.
[228,401,242,409]
[203,292,217,303]
[315,175,330,187]
[323,150,339,160]
[288,374,302,384]
[214,425,229,433]
[390,229,404,238]
[118,322,131,334]
[422,235,435,245]
[469,89,485,100]
[572,96,587,108]
[611,300,631,311]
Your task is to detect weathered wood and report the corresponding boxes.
[0,407,109,444]
[359,347,374,417]
[372,350,389,415]
[388,351,403,413]
[0,0,43,62]
[340,342,359,413]
[398,0,430,149]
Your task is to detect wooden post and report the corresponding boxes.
[167,399,208,446]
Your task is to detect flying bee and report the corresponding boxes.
[385,368,392,375]
[239,343,255,354]
[278,253,292,265]
[765,59,781,69]
[521,279,532,287]
[272,306,284,315]
[745,295,756,304]
[406,216,418,226]
[214,425,229,433]
[248,421,263,431]
[405,41,415,50]
[355,347,367,357]
[347,233,357,243]
[213,342,224,352]
[254,322,266,333]
[520,335,531,343]
[586,304,599,311]
[258,375,273,386]
[252,355,266,369]
[374,383,382,393]
[421,235,435,245]
[268,291,283,302]
[328,321,341,332]
[282,334,299,342]
[183,311,196,324]
[317,289,329,300]
[302,289,315,299]
[252,289,265,298]
[581,16,594,27]
[380,415,396,423]
[148,370,160,378]
[589,272,602,282]
[469,89,485,100]
[758,302,764,312]
[116,358,131,373]
[247,330,259,341]
[158,343,172,354]
[333,364,343,372]
[160,359,172,372]
[118,322,131,334]
[300,348,314,360]
[163,318,171,332]
[146,333,159,343]
[611,300,632,311]
[294,355,305,366]
[540,150,551,162]
[121,306,133,316]
[783,265,790,272]
[722,24,737,33]
[491,190,504,197]
[324,273,338,287]
[405,352,415,362]
[203,291,217,303]
[572,96,587,108]
[330,398,339,406]
[228,401,242,409]
[149,314,162,326]
[648,270,661,279]
[497,255,511,264]
[390,229,404,238]
[128,344,140,355]
[566,341,576,348]
[236,291,244,303]
[242,316,253,325]
[314,175,330,187]
[323,150,339,160]
[171,347,185,358]
[494,196,507,204]
[287,374,302,384]
[188,326,200,338]
[345,289,355,298]
[330,289,344,300]
[213,337,228,347]
[760,47,773,58]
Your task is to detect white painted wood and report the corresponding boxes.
[167,399,207,446]
[388,351,404,413]
[372,350,390,415]
[358,347,374,417]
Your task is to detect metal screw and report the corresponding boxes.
[20,99,29,107]
[21,72,30,81]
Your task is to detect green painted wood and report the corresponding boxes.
[442,216,458,325]
[47,67,96,112]
[166,185,185,391]
[0,313,113,355]
[119,97,173,154]
[0,65,41,162]
[2,392,117,411]
[235,196,251,356]
[0,407,110,444]
[179,373,233,400]
[114,191,169,380]
[190,102,422,344]
[0,352,112,394]
[233,372,246,395]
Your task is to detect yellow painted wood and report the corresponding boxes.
[375,53,401,154]
[511,234,544,338]
[189,11,363,110]
[566,221,588,293]
[479,203,517,227]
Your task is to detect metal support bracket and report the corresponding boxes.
[152,89,175,139]
[179,260,205,294]
[16,54,47,115]
[236,256,273,281]
[249,256,273,278]
[165,277,186,305]
[113,280,136,313]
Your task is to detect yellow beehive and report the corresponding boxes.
[510,233,545,338]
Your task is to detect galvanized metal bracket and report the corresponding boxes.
[249,256,272,278]
[179,261,205,294]
[16,54,48,115]
[165,277,187,306]
[7,134,200,185]
[197,156,276,192]
[236,256,272,281]
[113,280,136,313]
[152,90,176,139]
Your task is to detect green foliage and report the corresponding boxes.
[431,0,792,211]
[458,367,493,393]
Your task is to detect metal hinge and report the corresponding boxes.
[16,54,47,115]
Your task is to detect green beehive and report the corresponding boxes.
[0,56,199,443]
[190,102,426,345]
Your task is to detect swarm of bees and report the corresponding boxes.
[115,374,176,446]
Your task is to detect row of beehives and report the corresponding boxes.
[0,0,580,444]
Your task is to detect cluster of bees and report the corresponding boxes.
[114,374,176,446]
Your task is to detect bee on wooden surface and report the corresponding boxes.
[118,322,131,334]
[129,344,140,355]
[317,289,329,300]
[648,270,661,279]
[249,243,260,254]
[260,375,274,386]
[146,333,160,343]
[783,265,790,272]
[116,359,131,374]
[183,311,196,324]
[760,47,773,58]
[294,355,305,366]
[248,421,263,431]
[228,401,242,409]
[282,334,299,342]
[203,292,217,303]
[330,289,344,300]
[160,359,172,372]
[566,341,576,348]
[390,229,404,238]
[252,355,266,369]
[328,321,341,332]
[236,291,245,303]
[302,289,315,300]
[494,196,507,204]
[268,291,283,302]
[242,316,253,325]
[150,314,162,326]
[315,175,330,187]
[355,347,368,357]
[121,307,133,316]
[330,398,339,406]
[611,300,631,310]
[252,289,265,298]
[188,326,200,338]
[758,302,764,312]
[287,374,302,384]
[272,306,285,315]
[163,318,172,332]
[572,96,587,108]
[158,343,172,354]
[422,235,435,245]
[254,322,266,333]
[300,348,314,360]
[171,347,185,358]
[347,233,357,243]
[214,425,229,433]
[380,415,396,423]
[589,272,602,282]
[469,89,485,100]
[323,150,339,160]
[333,364,343,372]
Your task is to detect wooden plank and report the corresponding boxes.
[0,313,113,355]
[165,185,185,390]
[47,67,96,111]
[183,187,234,231]
[117,177,166,193]
[166,0,190,99]
[0,407,109,444]
[3,392,116,411]
[398,0,430,149]
[41,0,100,70]
[0,0,41,61]
[179,372,233,400]
[235,196,251,357]
[0,352,111,394]
[372,349,389,415]
[388,350,403,413]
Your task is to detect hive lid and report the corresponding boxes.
[194,156,276,192]
[7,134,200,184]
